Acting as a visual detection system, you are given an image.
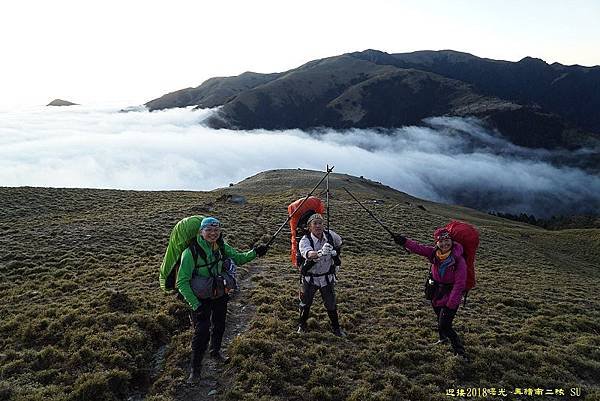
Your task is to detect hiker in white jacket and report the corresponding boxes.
[297,213,345,336]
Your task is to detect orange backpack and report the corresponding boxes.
[288,196,325,268]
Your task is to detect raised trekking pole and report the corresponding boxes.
[326,164,330,231]
[343,187,410,254]
[265,166,335,247]
[343,187,395,235]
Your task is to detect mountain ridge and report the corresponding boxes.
[145,49,600,150]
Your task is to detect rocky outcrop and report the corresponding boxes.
[47,99,78,106]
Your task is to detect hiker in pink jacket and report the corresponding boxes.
[393,228,468,360]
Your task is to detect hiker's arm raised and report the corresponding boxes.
[223,242,258,265]
[176,249,201,310]
[404,239,435,258]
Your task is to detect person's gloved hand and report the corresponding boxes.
[392,233,407,246]
[253,244,269,257]
[317,243,333,257]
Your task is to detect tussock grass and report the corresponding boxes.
[1,170,599,400]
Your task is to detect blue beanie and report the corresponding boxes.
[200,217,221,229]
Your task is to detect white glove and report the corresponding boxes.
[330,249,337,257]
[317,247,330,258]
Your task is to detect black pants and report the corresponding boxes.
[433,306,465,354]
[299,280,341,330]
[190,295,228,371]
[300,280,336,312]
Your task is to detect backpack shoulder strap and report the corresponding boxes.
[305,234,315,249]
[325,230,341,252]
[188,240,207,266]
[189,238,225,279]
[216,235,226,258]
[324,230,341,269]
[325,231,334,245]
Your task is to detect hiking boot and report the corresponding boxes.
[209,350,230,364]
[332,326,347,337]
[297,323,308,334]
[327,309,346,337]
[454,351,470,362]
[432,338,449,346]
[186,370,202,384]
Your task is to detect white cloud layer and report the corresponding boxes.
[1,106,598,218]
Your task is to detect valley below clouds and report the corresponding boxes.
[1,105,598,218]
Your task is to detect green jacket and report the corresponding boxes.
[177,234,257,310]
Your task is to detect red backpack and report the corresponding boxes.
[445,220,480,291]
[288,196,325,268]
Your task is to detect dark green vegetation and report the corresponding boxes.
[488,212,600,230]
[1,169,599,401]
[145,49,600,151]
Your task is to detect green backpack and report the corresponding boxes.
[159,215,204,292]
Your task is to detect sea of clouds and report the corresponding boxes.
[1,105,598,218]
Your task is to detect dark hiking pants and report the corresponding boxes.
[300,280,337,312]
[433,306,465,355]
[190,295,228,371]
[299,281,339,329]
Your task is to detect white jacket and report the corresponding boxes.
[299,230,342,287]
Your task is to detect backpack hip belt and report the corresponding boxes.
[302,264,337,287]
[302,264,337,277]
[424,273,454,300]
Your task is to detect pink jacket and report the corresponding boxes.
[404,239,467,310]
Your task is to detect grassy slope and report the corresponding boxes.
[0,170,598,401]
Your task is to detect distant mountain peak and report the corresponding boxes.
[348,49,397,64]
[518,56,548,65]
[47,99,78,106]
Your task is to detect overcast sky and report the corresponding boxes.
[1,0,599,108]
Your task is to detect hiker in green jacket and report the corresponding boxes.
[177,217,268,383]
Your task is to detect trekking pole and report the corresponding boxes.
[265,166,335,247]
[326,164,330,231]
[343,187,409,254]
[342,187,395,236]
